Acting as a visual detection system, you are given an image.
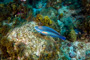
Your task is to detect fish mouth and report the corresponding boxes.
[35,26,43,31]
[35,26,43,32]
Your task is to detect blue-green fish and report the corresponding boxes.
[35,26,66,40]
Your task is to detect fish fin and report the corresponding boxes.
[59,35,66,40]
[50,35,57,38]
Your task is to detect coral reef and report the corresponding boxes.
[34,14,59,31]
[0,1,33,22]
[68,29,77,42]
[63,0,82,9]
[43,16,53,26]
[0,0,90,60]
[60,41,90,60]
[35,14,53,26]
[46,0,62,9]
[1,21,89,60]
[0,21,60,60]
[40,7,58,21]
[32,0,47,16]
[0,1,34,41]
[56,5,79,41]
[0,25,11,36]
[78,16,90,34]
[81,0,90,15]
[58,6,76,17]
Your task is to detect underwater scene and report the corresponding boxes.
[0,0,90,60]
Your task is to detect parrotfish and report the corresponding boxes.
[34,26,66,40]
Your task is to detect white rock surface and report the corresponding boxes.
[7,21,55,60]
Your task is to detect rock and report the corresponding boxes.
[6,21,57,60]
[60,41,90,60]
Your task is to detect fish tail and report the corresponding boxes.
[59,35,66,40]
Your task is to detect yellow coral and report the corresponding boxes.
[49,20,53,25]
[44,16,50,23]
[35,14,43,22]
[35,14,53,26]
[43,16,53,26]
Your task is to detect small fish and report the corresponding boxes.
[35,26,66,40]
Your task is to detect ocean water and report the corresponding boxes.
[0,0,90,60]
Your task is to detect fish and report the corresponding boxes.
[34,26,66,40]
